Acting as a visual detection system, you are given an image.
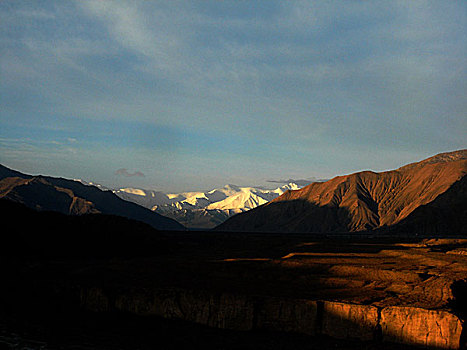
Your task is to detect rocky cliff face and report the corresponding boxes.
[380,306,463,349]
[80,286,464,349]
[256,297,319,336]
[217,150,467,234]
[321,301,379,341]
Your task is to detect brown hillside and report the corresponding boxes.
[0,176,99,215]
[0,164,185,230]
[217,150,467,233]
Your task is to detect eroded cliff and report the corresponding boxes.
[80,287,464,349]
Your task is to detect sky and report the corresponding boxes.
[0,1,466,192]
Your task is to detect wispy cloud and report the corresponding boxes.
[267,178,327,186]
[1,1,465,191]
[115,168,145,178]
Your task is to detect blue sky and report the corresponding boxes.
[1,1,465,192]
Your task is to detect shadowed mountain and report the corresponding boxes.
[0,198,174,258]
[0,164,184,230]
[217,150,467,234]
[381,175,467,235]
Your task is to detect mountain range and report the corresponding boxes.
[111,183,303,228]
[0,164,184,231]
[1,149,466,235]
[217,150,467,235]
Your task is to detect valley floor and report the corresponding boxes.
[2,232,467,349]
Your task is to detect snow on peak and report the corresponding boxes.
[119,188,147,196]
[74,179,109,191]
[111,182,303,211]
[109,182,305,228]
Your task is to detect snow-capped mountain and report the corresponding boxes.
[113,183,304,228]
[74,180,110,192]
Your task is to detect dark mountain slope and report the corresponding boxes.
[217,150,467,234]
[0,198,174,258]
[382,175,467,235]
[0,164,184,230]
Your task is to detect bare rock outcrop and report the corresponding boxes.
[80,287,465,349]
[381,306,463,349]
[80,287,111,313]
[256,297,318,335]
[114,288,256,331]
[176,291,255,330]
[321,301,379,341]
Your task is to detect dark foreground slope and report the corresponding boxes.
[0,164,184,230]
[2,199,466,349]
[217,150,467,234]
[0,198,174,258]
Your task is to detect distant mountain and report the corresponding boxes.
[0,165,184,231]
[216,150,467,234]
[112,183,304,229]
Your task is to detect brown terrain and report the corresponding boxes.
[74,235,467,349]
[0,164,184,230]
[1,151,466,349]
[217,150,467,234]
[1,199,466,349]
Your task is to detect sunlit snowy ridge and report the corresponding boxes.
[113,183,304,229]
[74,180,307,228]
